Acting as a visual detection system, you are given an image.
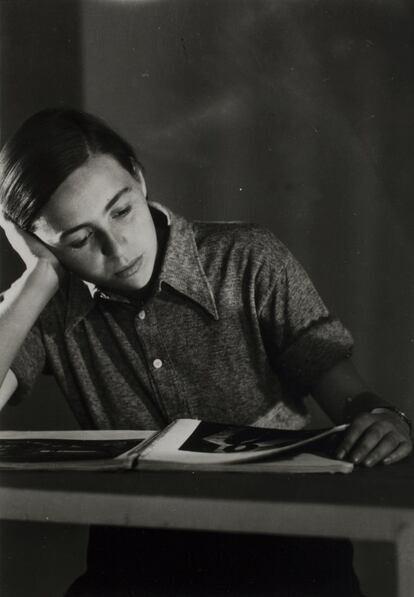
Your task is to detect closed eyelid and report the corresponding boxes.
[60,187,133,242]
[61,226,92,244]
[105,187,132,212]
[67,230,93,246]
[111,204,132,215]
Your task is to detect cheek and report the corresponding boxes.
[56,249,100,276]
[142,227,157,260]
[131,214,156,251]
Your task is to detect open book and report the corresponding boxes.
[0,419,353,473]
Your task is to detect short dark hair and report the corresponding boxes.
[0,108,142,230]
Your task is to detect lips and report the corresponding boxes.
[115,256,143,279]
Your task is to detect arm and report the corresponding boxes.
[313,359,412,466]
[255,234,411,466]
[0,219,64,406]
[0,370,18,409]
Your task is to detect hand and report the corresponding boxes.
[336,411,412,467]
[0,216,64,282]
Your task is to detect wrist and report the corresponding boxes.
[342,391,390,422]
[343,391,412,435]
[20,260,61,305]
[371,407,412,435]
[0,260,60,320]
[29,258,64,289]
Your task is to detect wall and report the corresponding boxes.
[79,0,414,411]
[1,1,412,595]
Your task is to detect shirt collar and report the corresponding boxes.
[64,202,218,331]
[158,208,219,320]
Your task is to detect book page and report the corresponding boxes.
[138,419,349,465]
[0,430,154,469]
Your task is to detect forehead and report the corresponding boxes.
[35,154,132,233]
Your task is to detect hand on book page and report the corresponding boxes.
[0,421,353,473]
[137,419,354,473]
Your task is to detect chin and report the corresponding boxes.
[123,273,152,292]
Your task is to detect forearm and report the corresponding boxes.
[0,260,59,388]
[312,358,406,425]
[312,358,412,465]
[311,359,370,424]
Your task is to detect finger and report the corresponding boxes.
[347,421,398,464]
[1,218,24,243]
[336,414,378,459]
[0,216,14,235]
[1,222,19,248]
[383,441,413,465]
[0,214,17,230]
[359,432,402,467]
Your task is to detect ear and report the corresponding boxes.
[132,161,147,199]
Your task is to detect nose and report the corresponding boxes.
[100,230,126,258]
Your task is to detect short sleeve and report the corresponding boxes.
[10,323,47,399]
[258,240,353,397]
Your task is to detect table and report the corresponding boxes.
[1,455,413,596]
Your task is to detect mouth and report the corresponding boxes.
[115,256,143,279]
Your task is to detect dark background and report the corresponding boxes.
[1,0,412,594]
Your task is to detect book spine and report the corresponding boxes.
[129,428,167,469]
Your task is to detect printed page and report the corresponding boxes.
[138,419,349,465]
[0,430,154,470]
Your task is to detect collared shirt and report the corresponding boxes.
[11,203,353,431]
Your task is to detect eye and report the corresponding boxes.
[69,231,93,249]
[112,205,132,219]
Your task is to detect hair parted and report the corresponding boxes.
[0,108,142,231]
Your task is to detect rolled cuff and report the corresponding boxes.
[276,318,354,397]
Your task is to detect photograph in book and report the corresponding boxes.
[0,420,353,473]
[177,420,348,454]
[135,419,354,473]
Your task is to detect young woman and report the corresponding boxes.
[0,109,411,596]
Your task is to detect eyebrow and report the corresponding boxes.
[60,186,132,239]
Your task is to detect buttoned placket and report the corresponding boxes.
[133,297,189,421]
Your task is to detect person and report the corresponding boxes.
[0,108,411,597]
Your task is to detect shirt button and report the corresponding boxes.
[138,310,146,320]
[153,358,163,369]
